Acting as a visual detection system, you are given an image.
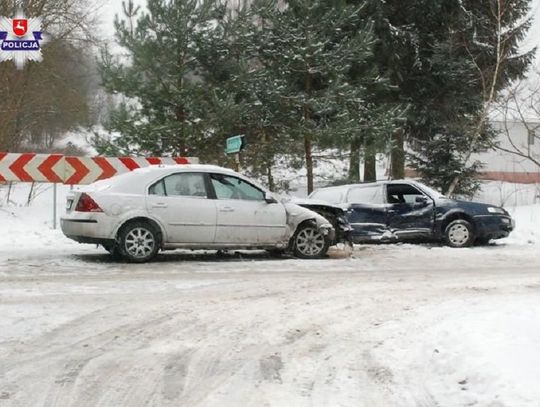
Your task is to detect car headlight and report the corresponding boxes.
[487,207,505,214]
[319,223,333,235]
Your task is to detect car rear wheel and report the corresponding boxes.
[444,219,475,248]
[292,223,330,259]
[118,221,160,263]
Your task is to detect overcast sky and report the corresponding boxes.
[521,0,540,55]
[97,0,146,40]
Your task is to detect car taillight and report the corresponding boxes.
[75,193,103,212]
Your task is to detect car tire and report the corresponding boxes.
[118,221,160,263]
[292,222,330,259]
[444,219,475,248]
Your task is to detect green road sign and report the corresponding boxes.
[225,135,245,154]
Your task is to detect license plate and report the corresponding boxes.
[66,199,73,210]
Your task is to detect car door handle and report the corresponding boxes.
[152,203,168,208]
[220,206,235,212]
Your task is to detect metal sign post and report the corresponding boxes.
[234,153,241,172]
[53,183,57,230]
[225,135,245,171]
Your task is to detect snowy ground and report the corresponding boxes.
[0,182,539,406]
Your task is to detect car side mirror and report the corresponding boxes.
[265,192,278,204]
[415,196,428,205]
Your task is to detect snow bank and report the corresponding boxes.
[500,204,540,245]
[375,295,540,406]
[0,183,89,257]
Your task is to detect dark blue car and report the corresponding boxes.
[309,180,515,247]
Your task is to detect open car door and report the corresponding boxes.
[385,183,435,240]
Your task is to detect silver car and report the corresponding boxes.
[61,165,334,262]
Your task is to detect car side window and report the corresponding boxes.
[149,173,208,198]
[210,174,264,201]
[386,184,425,204]
[346,186,384,204]
[149,179,166,196]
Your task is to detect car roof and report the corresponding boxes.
[132,164,237,175]
[110,164,239,180]
[312,179,421,193]
[86,164,260,194]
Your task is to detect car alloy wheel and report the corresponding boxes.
[444,219,474,248]
[118,221,160,262]
[293,224,329,258]
[125,227,155,257]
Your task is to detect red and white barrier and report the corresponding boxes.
[0,153,198,184]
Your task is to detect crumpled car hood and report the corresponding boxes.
[288,197,344,211]
[283,202,333,229]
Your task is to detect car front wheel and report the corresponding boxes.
[118,221,160,262]
[292,223,330,259]
[444,219,475,248]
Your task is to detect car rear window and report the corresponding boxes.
[309,189,343,204]
[346,186,384,204]
[149,173,207,198]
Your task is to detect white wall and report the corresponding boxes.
[474,120,540,174]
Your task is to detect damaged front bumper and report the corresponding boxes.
[318,223,336,243]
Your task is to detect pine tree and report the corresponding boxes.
[95,0,228,158]
[355,0,535,196]
[243,0,388,193]
[192,6,301,189]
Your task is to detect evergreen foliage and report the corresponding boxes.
[95,0,534,195]
[240,0,401,192]
[353,0,535,196]
[95,0,228,157]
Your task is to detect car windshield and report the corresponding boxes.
[415,183,447,199]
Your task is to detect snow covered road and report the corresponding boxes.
[1,244,540,407]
